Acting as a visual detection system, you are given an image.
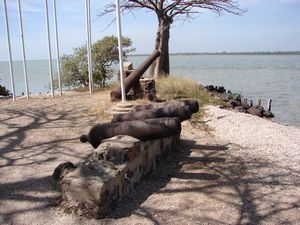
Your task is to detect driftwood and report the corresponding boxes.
[110,50,160,100]
[80,117,181,149]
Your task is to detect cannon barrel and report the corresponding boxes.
[110,50,160,100]
[131,103,154,111]
[112,104,196,123]
[131,99,199,113]
[80,117,181,149]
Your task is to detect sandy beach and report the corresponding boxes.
[0,91,299,225]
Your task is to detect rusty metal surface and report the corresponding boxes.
[110,50,160,100]
[112,105,193,123]
[80,117,181,149]
[132,99,199,113]
[132,103,154,111]
[113,99,199,122]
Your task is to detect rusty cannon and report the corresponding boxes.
[110,50,160,101]
[112,100,199,123]
[132,99,199,113]
[80,117,181,149]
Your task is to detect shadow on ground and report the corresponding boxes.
[107,139,300,225]
[0,105,93,168]
[0,103,94,224]
[1,103,299,225]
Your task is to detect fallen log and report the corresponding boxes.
[80,117,181,149]
[110,50,160,100]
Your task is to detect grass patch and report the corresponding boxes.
[73,83,116,92]
[156,76,226,120]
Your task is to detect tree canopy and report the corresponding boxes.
[61,36,134,88]
[0,79,10,96]
[101,0,244,19]
[100,0,244,77]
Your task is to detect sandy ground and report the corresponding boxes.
[0,92,299,225]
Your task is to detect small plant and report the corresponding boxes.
[0,84,10,96]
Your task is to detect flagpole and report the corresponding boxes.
[17,0,29,99]
[3,0,16,101]
[115,0,126,102]
[45,0,54,98]
[53,0,62,96]
[85,0,93,94]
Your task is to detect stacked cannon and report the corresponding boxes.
[80,99,199,149]
[54,99,199,219]
[110,50,160,101]
[53,49,200,219]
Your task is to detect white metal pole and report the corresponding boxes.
[17,0,29,99]
[45,0,54,98]
[115,0,126,102]
[88,0,93,93]
[53,0,62,96]
[3,0,16,101]
[85,0,92,94]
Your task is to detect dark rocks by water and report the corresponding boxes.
[247,106,264,117]
[205,85,226,93]
[228,99,241,108]
[205,84,274,119]
[263,110,275,118]
[234,105,248,113]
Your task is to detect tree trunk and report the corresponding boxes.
[149,17,171,78]
[148,26,160,76]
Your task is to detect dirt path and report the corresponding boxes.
[0,93,299,225]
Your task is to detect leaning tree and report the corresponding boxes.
[100,0,244,77]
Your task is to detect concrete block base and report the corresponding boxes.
[55,134,179,219]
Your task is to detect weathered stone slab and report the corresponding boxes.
[56,134,179,219]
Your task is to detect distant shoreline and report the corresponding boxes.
[1,51,300,62]
[130,51,300,57]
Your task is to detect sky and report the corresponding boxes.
[0,0,300,61]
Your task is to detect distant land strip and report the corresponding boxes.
[130,51,300,56]
[1,51,299,63]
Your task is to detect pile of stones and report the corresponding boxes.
[205,85,274,118]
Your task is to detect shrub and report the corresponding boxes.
[0,84,10,96]
[61,36,134,88]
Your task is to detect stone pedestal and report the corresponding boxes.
[55,134,179,219]
[140,78,156,101]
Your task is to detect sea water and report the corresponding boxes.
[1,54,299,127]
[130,54,300,127]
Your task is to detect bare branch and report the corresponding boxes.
[98,0,244,22]
[169,1,245,19]
[97,0,245,77]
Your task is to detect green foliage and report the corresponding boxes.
[0,84,10,96]
[156,76,226,120]
[61,36,134,88]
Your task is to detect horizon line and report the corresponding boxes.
[130,51,300,56]
[1,51,300,62]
